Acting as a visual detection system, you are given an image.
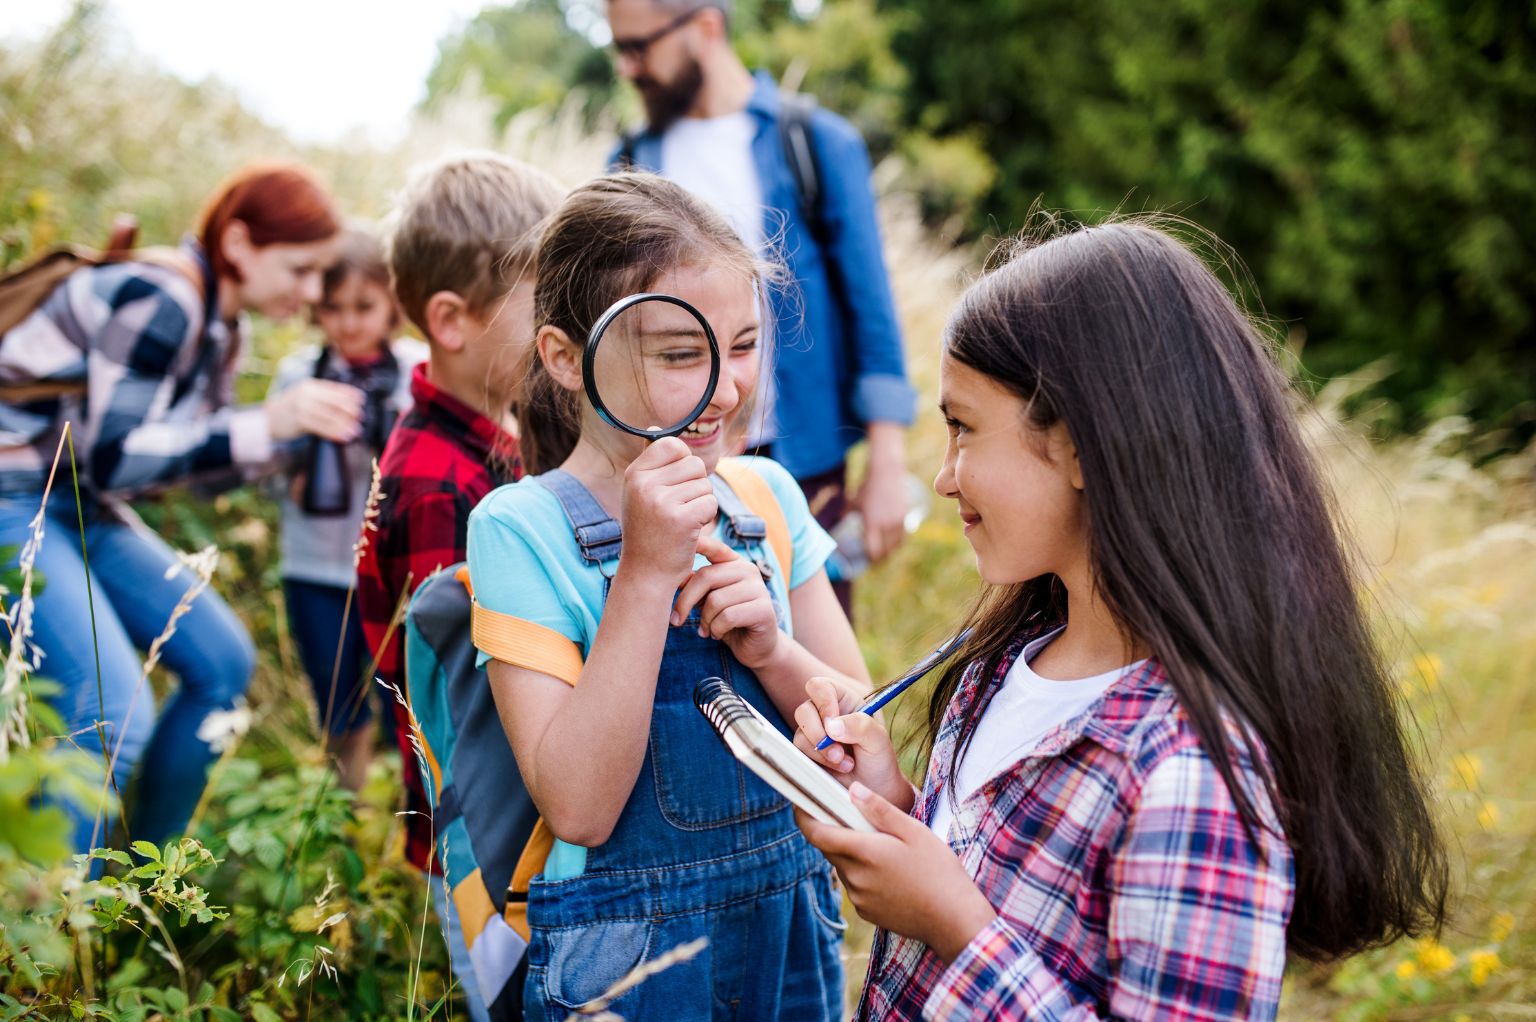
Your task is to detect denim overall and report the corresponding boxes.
[522,469,846,1022]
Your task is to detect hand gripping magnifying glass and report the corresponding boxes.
[582,292,722,440]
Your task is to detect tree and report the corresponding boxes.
[883,0,1536,436]
[422,0,621,131]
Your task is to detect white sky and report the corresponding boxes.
[0,0,498,144]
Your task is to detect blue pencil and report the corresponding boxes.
[814,630,971,751]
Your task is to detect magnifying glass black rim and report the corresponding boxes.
[582,292,722,440]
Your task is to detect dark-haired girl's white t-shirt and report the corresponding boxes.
[928,627,1147,840]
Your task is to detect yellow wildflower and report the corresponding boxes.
[1450,752,1482,789]
[1468,949,1500,987]
[1394,960,1418,981]
[1415,938,1456,974]
[1490,911,1515,943]
[1477,801,1500,829]
[1413,652,1442,691]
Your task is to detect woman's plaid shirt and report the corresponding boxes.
[856,633,1293,1021]
[0,242,265,498]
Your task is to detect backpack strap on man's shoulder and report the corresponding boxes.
[616,130,641,170]
[777,90,826,245]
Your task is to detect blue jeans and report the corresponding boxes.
[0,492,255,853]
[282,578,375,736]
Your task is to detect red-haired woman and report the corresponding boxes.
[0,163,360,854]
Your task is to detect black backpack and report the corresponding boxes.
[615,90,828,246]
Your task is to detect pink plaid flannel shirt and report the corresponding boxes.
[856,631,1293,1021]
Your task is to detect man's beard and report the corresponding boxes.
[636,57,704,132]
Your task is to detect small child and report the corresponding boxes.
[269,227,426,791]
[467,172,869,1021]
[794,219,1450,1020]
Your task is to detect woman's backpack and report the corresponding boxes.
[0,216,203,402]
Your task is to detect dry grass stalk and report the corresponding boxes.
[0,426,83,758]
[86,544,221,852]
[0,497,47,758]
[564,936,709,1020]
[352,457,384,571]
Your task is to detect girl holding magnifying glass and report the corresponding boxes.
[466,173,870,1021]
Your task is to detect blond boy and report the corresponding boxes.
[355,153,561,1021]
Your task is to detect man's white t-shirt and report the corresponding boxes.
[660,111,766,253]
[660,112,777,445]
[928,627,1147,840]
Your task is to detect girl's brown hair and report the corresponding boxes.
[198,162,340,281]
[320,226,399,329]
[322,226,390,295]
[520,172,768,473]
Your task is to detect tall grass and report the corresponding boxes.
[2,5,1534,1020]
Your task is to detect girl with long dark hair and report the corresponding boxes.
[794,218,1448,1019]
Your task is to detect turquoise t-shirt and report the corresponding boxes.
[466,455,836,879]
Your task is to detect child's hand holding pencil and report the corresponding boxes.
[792,677,916,814]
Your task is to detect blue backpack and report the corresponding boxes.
[404,565,538,1021]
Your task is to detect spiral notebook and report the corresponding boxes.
[694,677,876,832]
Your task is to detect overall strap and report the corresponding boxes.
[535,469,623,566]
[710,474,769,559]
[712,472,788,629]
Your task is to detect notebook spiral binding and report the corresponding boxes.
[694,676,756,740]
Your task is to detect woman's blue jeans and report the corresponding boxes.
[0,493,254,854]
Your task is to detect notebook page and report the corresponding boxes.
[731,697,876,832]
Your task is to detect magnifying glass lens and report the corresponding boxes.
[586,294,720,440]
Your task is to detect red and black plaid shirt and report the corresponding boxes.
[356,362,520,873]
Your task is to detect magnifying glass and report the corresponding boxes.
[583,293,722,440]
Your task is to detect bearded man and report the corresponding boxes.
[606,0,916,612]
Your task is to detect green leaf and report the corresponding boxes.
[105,955,150,994]
[91,848,132,866]
[340,844,365,888]
[130,839,162,861]
[355,968,381,1013]
[248,1002,282,1022]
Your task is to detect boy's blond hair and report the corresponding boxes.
[387,152,564,340]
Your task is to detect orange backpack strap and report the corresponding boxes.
[456,565,572,940]
[0,249,95,339]
[503,818,557,940]
[466,563,583,689]
[714,458,794,585]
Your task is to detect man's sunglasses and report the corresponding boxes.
[610,5,717,61]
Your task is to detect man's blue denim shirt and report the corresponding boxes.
[609,71,916,481]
